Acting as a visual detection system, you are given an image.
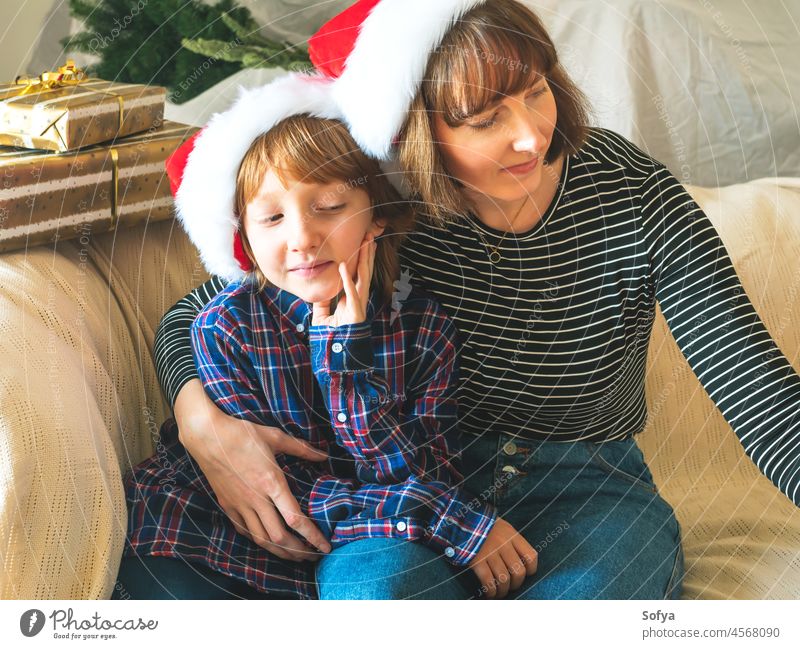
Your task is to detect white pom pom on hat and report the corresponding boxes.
[309,0,489,161]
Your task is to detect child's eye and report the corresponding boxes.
[259,213,283,225]
[315,203,346,212]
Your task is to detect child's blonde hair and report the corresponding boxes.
[397,0,590,222]
[234,115,414,305]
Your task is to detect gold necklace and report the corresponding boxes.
[476,195,530,264]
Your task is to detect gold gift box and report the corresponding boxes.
[0,120,196,253]
[0,76,166,152]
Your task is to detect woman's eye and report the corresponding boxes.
[469,117,497,130]
[527,86,548,100]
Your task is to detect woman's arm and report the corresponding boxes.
[642,164,800,506]
[154,276,228,410]
[306,301,498,566]
[154,277,331,561]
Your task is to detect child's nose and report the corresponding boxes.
[286,212,322,251]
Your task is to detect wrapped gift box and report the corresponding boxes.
[0,120,196,253]
[0,64,165,152]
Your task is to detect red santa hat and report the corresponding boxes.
[165,73,343,282]
[309,0,488,160]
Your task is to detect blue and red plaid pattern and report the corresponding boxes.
[124,280,497,598]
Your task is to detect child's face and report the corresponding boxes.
[243,168,385,303]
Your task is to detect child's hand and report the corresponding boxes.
[311,233,377,327]
[468,517,538,599]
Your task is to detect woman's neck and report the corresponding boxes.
[470,155,564,232]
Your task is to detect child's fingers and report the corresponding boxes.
[369,238,377,280]
[499,544,526,592]
[354,236,371,298]
[339,262,358,311]
[512,536,539,576]
[472,562,497,599]
[487,555,511,599]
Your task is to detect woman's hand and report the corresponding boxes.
[174,379,333,562]
[468,517,538,599]
[311,233,376,327]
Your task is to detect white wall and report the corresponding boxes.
[0,0,60,82]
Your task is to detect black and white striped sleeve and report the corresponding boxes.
[642,165,800,506]
[153,275,228,409]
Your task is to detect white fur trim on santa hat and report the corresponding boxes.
[331,0,487,160]
[175,73,343,282]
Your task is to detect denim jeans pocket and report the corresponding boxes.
[584,438,658,494]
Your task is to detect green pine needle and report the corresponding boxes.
[62,0,312,104]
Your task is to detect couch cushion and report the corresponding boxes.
[0,217,204,598]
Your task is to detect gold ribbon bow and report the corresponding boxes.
[14,60,88,95]
[5,60,127,149]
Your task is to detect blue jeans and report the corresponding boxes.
[316,435,684,599]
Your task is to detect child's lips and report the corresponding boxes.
[289,261,334,278]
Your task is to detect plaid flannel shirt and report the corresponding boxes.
[124,280,496,598]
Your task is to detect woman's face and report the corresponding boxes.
[243,169,384,304]
[432,76,558,209]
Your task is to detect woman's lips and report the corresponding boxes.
[503,157,539,175]
[289,261,334,278]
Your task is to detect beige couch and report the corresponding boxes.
[1,178,799,599]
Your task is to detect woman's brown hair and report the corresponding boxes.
[234,115,413,306]
[397,0,590,222]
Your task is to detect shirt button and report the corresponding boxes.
[331,342,343,353]
[336,412,348,423]
[502,465,517,475]
[395,521,407,532]
[296,323,305,333]
[444,547,456,558]
[502,441,517,456]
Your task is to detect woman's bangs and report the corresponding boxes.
[428,18,554,125]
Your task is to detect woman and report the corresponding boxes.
[150,0,800,599]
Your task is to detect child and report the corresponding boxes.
[121,73,537,600]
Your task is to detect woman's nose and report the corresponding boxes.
[510,112,548,154]
[512,135,537,153]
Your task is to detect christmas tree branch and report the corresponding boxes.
[63,0,312,103]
